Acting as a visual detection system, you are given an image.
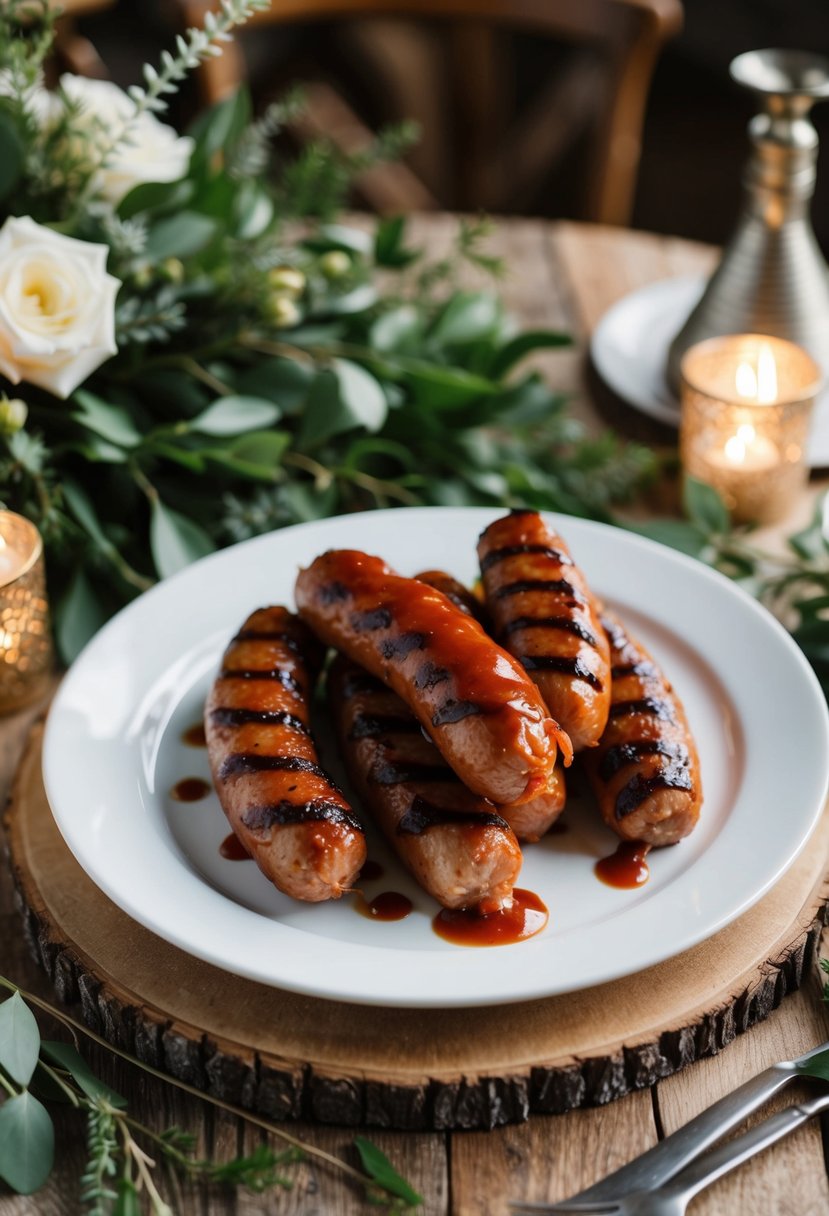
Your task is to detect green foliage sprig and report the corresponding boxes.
[0,6,656,662]
[631,478,829,699]
[0,979,422,1213]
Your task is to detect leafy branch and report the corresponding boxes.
[0,979,423,1212]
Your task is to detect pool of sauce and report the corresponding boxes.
[355,891,413,921]
[432,888,548,947]
[595,841,651,889]
[181,722,207,747]
[170,777,211,802]
[358,859,384,882]
[219,832,251,861]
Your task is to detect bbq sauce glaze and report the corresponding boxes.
[595,841,651,889]
[432,888,548,946]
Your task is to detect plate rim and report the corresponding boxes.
[42,507,829,1007]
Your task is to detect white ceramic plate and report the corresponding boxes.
[590,275,829,468]
[43,508,829,1008]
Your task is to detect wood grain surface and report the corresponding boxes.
[1,220,828,1214]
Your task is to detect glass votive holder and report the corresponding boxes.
[679,334,823,525]
[0,511,53,713]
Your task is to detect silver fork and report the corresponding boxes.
[509,1038,829,1213]
[509,1091,829,1216]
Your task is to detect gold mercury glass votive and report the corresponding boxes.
[679,334,823,525]
[0,511,53,713]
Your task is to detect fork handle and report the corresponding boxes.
[569,1063,796,1201]
[662,1093,828,1203]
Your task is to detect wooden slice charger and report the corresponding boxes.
[6,724,829,1131]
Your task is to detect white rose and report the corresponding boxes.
[0,216,121,398]
[60,75,195,204]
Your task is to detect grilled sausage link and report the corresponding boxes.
[415,570,491,630]
[295,550,571,806]
[584,612,702,845]
[416,567,565,841]
[328,656,522,913]
[205,606,366,901]
[478,510,611,751]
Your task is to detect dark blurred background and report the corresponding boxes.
[60,0,829,249]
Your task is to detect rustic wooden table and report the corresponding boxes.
[2,218,829,1216]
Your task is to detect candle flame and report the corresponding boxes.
[724,423,756,465]
[735,343,778,403]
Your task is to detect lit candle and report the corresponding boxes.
[0,511,53,713]
[679,334,822,525]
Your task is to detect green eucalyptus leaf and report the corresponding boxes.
[789,499,827,560]
[0,109,24,202]
[796,1046,829,1082]
[234,181,274,239]
[374,215,418,267]
[297,361,386,449]
[0,1092,54,1195]
[235,359,313,415]
[403,360,498,409]
[488,329,572,378]
[317,283,377,317]
[148,440,207,473]
[145,213,219,261]
[72,391,141,449]
[150,499,214,579]
[279,481,340,522]
[188,88,252,163]
[354,1136,423,1207]
[304,224,372,255]
[117,178,193,220]
[40,1042,126,1108]
[55,569,108,664]
[683,476,730,535]
[205,430,290,480]
[62,480,114,553]
[189,396,281,437]
[429,291,501,349]
[113,1178,142,1216]
[334,359,387,431]
[0,992,40,1087]
[370,307,421,355]
[626,519,710,559]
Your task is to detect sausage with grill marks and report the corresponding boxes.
[478,510,611,751]
[295,550,571,807]
[205,606,366,901]
[328,656,522,913]
[416,567,566,841]
[584,612,702,846]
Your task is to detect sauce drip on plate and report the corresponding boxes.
[358,859,384,882]
[171,777,211,802]
[595,840,651,889]
[355,891,413,921]
[181,722,207,747]
[432,888,548,947]
[219,831,251,861]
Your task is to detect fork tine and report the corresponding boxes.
[508,1201,621,1214]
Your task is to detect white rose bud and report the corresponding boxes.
[60,75,194,205]
[0,216,121,399]
[319,250,351,279]
[268,296,301,329]
[268,266,305,296]
[0,397,27,436]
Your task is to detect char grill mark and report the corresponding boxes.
[608,697,676,722]
[371,759,453,785]
[598,740,689,781]
[611,660,659,681]
[318,580,350,605]
[519,654,603,691]
[413,660,450,691]
[480,543,574,573]
[210,707,310,736]
[348,713,423,740]
[615,765,694,820]
[398,795,510,835]
[232,629,301,652]
[218,753,331,782]
[241,800,363,833]
[494,578,585,603]
[502,615,599,647]
[351,607,393,632]
[431,698,483,726]
[219,668,304,697]
[379,631,428,660]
